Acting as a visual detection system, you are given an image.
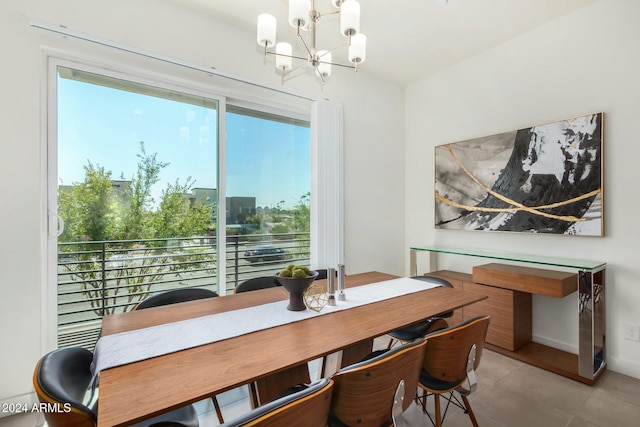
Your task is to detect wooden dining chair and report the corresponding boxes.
[328,338,428,427]
[134,287,224,423]
[386,276,454,349]
[417,315,490,427]
[220,378,333,427]
[33,347,199,427]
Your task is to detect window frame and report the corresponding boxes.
[43,52,343,350]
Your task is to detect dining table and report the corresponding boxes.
[95,271,486,427]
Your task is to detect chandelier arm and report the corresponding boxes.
[319,40,351,58]
[296,30,314,57]
[266,51,309,62]
[314,64,327,84]
[284,60,311,77]
[320,61,356,70]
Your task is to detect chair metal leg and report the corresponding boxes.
[419,390,428,413]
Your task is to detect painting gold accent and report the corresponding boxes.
[438,144,601,222]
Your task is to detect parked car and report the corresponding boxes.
[244,245,286,263]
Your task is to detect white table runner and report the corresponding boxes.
[91,277,441,378]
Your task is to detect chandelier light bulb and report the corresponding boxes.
[340,0,360,36]
[331,0,344,8]
[256,14,276,47]
[289,0,310,28]
[275,42,293,70]
[348,33,366,63]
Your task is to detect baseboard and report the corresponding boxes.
[532,334,578,355]
[606,355,640,380]
[0,392,39,419]
[532,335,640,380]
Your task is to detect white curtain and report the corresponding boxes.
[311,100,344,270]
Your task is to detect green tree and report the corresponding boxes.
[291,192,310,232]
[121,142,168,240]
[58,162,116,242]
[153,178,213,238]
[57,143,216,316]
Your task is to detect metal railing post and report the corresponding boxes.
[101,242,107,317]
[233,235,239,288]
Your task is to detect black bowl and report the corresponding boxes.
[275,270,319,311]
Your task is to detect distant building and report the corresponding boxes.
[185,189,257,226]
[187,188,217,209]
[227,196,256,225]
[111,180,132,204]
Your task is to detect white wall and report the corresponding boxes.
[0,0,405,407]
[405,0,640,378]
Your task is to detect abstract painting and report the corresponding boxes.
[434,113,603,236]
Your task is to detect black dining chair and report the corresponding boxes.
[314,268,340,280]
[33,347,199,427]
[234,276,279,293]
[134,287,219,310]
[134,287,224,423]
[386,276,455,349]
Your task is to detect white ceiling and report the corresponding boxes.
[170,0,596,86]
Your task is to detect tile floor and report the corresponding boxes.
[3,348,640,427]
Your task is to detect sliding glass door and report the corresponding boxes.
[50,61,311,349]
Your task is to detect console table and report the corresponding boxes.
[410,245,606,385]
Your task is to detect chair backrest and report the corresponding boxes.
[235,276,279,294]
[411,275,453,288]
[221,378,334,427]
[412,275,454,319]
[421,315,490,385]
[134,287,218,310]
[329,338,427,426]
[314,269,340,280]
[33,347,96,427]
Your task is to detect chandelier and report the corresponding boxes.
[256,0,366,85]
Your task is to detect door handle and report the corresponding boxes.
[48,213,65,238]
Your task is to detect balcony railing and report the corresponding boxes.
[57,233,310,349]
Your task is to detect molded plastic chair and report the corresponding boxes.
[220,378,333,427]
[417,315,490,427]
[387,276,455,349]
[134,287,219,310]
[33,347,199,427]
[328,338,428,427]
[134,287,224,423]
[234,276,279,293]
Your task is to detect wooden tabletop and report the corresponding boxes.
[96,271,486,426]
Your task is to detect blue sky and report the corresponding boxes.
[57,73,310,210]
